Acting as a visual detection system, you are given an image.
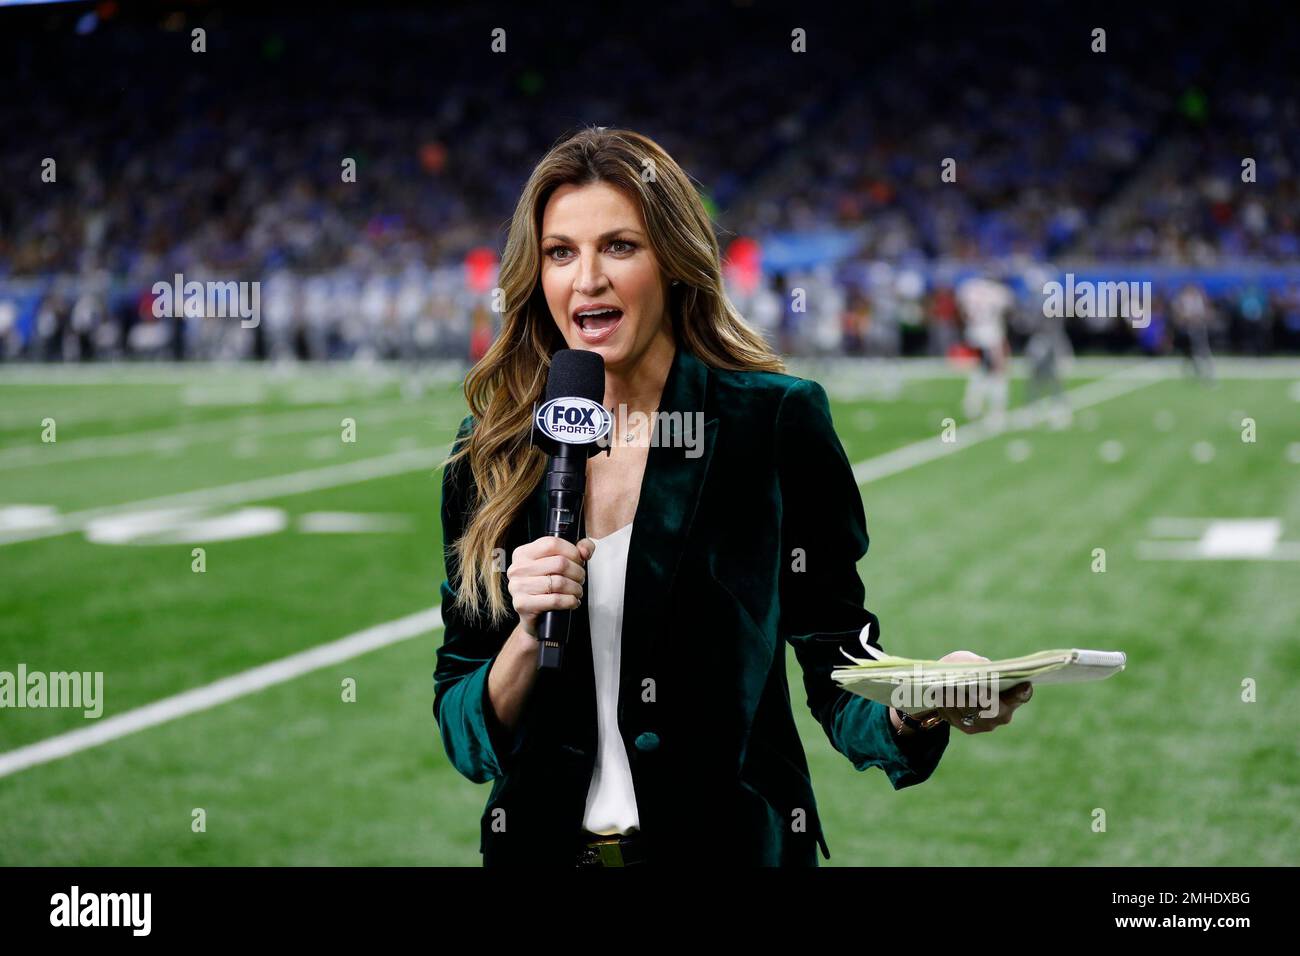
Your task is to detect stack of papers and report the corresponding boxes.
[831,647,1127,714]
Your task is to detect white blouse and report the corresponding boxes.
[581,520,641,835]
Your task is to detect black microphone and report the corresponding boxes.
[531,349,611,670]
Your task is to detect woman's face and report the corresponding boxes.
[539,181,672,374]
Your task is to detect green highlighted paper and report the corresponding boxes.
[831,648,1127,714]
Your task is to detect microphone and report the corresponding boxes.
[531,349,612,670]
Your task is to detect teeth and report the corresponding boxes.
[578,308,619,318]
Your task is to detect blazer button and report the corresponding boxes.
[634,732,661,753]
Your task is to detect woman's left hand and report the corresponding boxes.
[931,650,1033,734]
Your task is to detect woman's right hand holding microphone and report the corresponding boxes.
[507,535,596,640]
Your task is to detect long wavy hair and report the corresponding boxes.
[442,125,785,626]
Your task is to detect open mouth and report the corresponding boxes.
[573,307,624,342]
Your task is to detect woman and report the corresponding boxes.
[433,126,1033,867]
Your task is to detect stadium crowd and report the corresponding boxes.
[1,3,1296,362]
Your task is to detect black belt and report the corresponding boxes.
[575,829,648,867]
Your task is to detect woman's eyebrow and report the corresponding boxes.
[542,229,646,243]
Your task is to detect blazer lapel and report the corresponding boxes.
[525,344,719,597]
[521,345,719,746]
[622,344,717,612]
[619,347,718,710]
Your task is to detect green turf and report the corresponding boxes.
[0,364,1296,865]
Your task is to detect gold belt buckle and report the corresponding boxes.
[595,837,624,867]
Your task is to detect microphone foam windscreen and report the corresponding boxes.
[544,348,606,405]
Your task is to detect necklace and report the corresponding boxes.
[619,407,658,447]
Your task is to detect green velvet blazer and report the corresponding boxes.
[433,344,950,866]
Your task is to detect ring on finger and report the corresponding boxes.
[547,574,555,594]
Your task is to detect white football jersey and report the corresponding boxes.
[957,277,1013,350]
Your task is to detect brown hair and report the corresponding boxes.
[442,125,784,626]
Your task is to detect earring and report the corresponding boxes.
[671,280,681,286]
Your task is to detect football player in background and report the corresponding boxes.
[957,274,1014,427]
[1023,265,1074,428]
[1172,283,1216,384]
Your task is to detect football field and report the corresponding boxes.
[1,359,1297,865]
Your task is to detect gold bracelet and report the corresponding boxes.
[897,708,946,732]
[917,710,947,730]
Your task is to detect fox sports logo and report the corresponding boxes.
[535,397,612,445]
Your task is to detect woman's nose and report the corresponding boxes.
[575,258,607,295]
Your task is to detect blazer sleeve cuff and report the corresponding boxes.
[436,653,515,784]
[831,694,951,789]
[878,702,951,789]
[480,653,526,776]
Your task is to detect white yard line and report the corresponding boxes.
[0,608,444,780]
[0,360,469,387]
[0,402,446,471]
[853,365,1162,485]
[0,445,448,546]
[0,403,182,431]
[798,355,1300,383]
